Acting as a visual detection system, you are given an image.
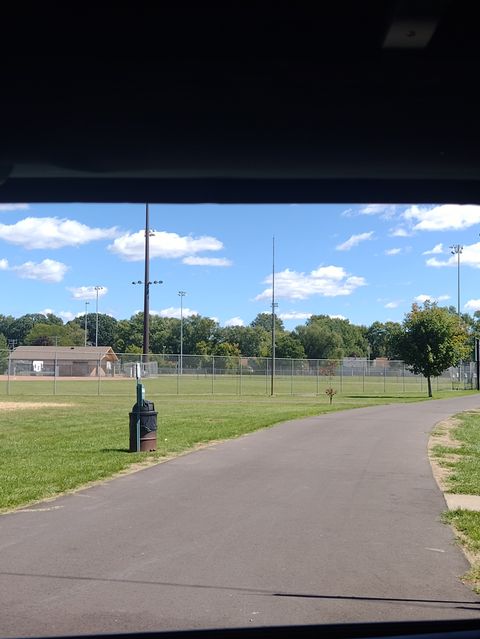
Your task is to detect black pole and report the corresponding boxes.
[271,236,275,397]
[143,203,150,363]
[476,338,480,391]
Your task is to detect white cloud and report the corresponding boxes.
[425,257,451,267]
[413,293,450,304]
[360,204,397,218]
[329,314,347,320]
[151,306,198,319]
[0,217,119,249]
[109,229,223,262]
[182,256,232,267]
[255,265,366,301]
[341,208,354,217]
[278,311,312,321]
[465,299,480,312]
[385,301,400,309]
[67,286,109,300]
[423,243,444,255]
[59,311,76,322]
[0,203,29,212]
[385,248,401,256]
[404,204,480,231]
[224,316,245,327]
[389,227,411,237]
[426,242,480,269]
[336,231,374,251]
[11,259,69,283]
[39,308,54,316]
[0,258,8,270]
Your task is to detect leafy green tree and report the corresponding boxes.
[125,344,142,354]
[9,313,64,345]
[112,316,143,352]
[275,333,306,359]
[250,312,284,334]
[0,314,15,342]
[219,325,270,357]
[295,323,344,359]
[394,302,471,397]
[295,315,368,359]
[214,342,241,357]
[43,313,64,326]
[25,323,85,346]
[150,316,179,354]
[183,315,220,354]
[366,320,402,359]
[0,333,8,373]
[68,313,118,347]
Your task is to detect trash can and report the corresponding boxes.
[129,400,158,452]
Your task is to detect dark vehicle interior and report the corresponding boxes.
[2,2,480,637]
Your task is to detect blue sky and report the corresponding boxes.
[1,202,480,329]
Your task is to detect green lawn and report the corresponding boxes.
[432,410,480,495]
[432,410,480,589]
[0,387,474,513]
[0,371,459,398]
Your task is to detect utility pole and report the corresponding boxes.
[143,203,150,362]
[94,286,104,347]
[450,244,463,317]
[178,291,186,375]
[132,204,161,367]
[271,236,277,396]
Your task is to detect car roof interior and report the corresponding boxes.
[1,1,478,205]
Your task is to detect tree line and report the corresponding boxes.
[1,306,479,362]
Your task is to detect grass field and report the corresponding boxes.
[1,384,474,513]
[432,410,480,591]
[432,410,480,495]
[0,371,459,397]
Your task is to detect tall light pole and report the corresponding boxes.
[271,236,277,397]
[144,203,151,361]
[84,301,90,346]
[178,291,186,375]
[132,279,163,354]
[94,286,104,347]
[450,244,463,317]
[131,204,157,362]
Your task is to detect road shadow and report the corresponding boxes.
[2,571,479,612]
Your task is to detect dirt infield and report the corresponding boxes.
[0,402,75,411]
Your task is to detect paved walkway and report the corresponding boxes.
[2,396,480,636]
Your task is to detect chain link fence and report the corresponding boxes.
[0,350,476,396]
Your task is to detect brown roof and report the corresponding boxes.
[9,346,119,361]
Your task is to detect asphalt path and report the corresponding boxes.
[2,396,480,636]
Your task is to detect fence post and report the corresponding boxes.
[7,352,11,396]
[239,356,242,396]
[383,366,386,393]
[316,360,319,396]
[265,358,268,395]
[340,362,343,392]
[54,350,57,396]
[212,355,215,395]
[363,365,365,393]
[291,359,294,395]
[97,358,101,396]
[176,355,180,395]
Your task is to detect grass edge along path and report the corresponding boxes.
[430,410,480,593]
[0,389,474,515]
